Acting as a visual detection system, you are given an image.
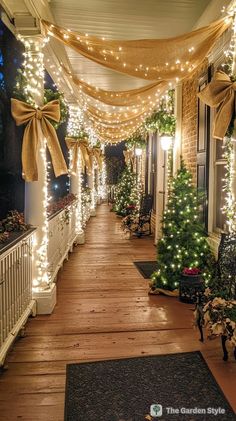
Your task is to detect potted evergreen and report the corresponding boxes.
[150,160,215,296]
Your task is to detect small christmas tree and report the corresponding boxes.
[114,166,141,216]
[151,160,214,292]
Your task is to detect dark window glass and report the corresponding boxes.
[0,19,24,219]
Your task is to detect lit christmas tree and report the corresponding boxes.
[151,160,214,292]
[114,166,141,216]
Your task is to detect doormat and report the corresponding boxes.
[64,351,235,420]
[134,261,157,279]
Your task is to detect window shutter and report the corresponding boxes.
[197,68,211,230]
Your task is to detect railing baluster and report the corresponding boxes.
[0,231,35,367]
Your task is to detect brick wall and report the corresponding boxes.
[181,61,208,185]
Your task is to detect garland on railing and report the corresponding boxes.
[0,210,30,243]
[47,193,77,217]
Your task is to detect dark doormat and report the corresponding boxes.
[64,351,235,421]
[134,261,157,278]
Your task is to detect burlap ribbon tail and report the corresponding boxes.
[90,147,103,171]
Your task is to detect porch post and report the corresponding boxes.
[88,159,96,216]
[70,152,85,244]
[21,35,56,314]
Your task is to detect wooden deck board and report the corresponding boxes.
[0,204,235,420]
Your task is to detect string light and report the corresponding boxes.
[67,105,85,236]
[33,139,50,290]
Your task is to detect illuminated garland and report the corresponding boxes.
[144,90,176,134]
[13,69,68,129]
[125,129,146,150]
[222,137,236,233]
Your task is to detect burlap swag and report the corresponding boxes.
[42,18,231,81]
[65,136,92,174]
[198,70,236,140]
[11,98,68,182]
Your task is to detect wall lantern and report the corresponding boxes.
[135,147,143,156]
[160,135,174,151]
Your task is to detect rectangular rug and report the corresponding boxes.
[134,261,157,279]
[64,351,235,421]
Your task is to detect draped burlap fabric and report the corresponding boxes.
[62,64,167,107]
[123,150,135,168]
[11,98,68,182]
[42,18,231,82]
[198,70,236,140]
[65,136,91,173]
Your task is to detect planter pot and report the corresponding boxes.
[179,274,204,304]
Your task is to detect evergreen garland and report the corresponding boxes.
[125,129,146,150]
[144,89,176,134]
[151,160,215,291]
[13,69,68,129]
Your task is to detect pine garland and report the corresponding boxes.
[13,69,68,129]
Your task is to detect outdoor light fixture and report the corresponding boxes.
[160,135,173,151]
[135,147,143,156]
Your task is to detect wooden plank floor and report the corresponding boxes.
[0,204,235,420]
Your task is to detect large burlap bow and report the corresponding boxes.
[11,98,68,181]
[123,150,135,168]
[65,136,91,174]
[197,70,236,140]
[90,147,103,171]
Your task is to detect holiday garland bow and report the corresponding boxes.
[197,70,236,140]
[65,136,91,174]
[123,150,135,167]
[11,98,68,181]
[90,147,103,171]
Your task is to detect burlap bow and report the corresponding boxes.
[197,70,236,140]
[11,98,68,181]
[90,147,103,171]
[65,136,91,174]
[123,150,134,168]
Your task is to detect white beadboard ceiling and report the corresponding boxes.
[2,0,229,95]
[48,0,213,91]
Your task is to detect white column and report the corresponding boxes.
[21,35,56,314]
[70,151,85,244]
[173,82,182,174]
[154,136,165,244]
[88,159,96,216]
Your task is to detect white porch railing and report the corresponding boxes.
[48,201,78,282]
[0,229,36,367]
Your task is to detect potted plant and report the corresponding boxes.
[179,267,205,303]
[198,291,236,360]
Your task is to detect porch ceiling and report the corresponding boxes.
[49,0,213,90]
